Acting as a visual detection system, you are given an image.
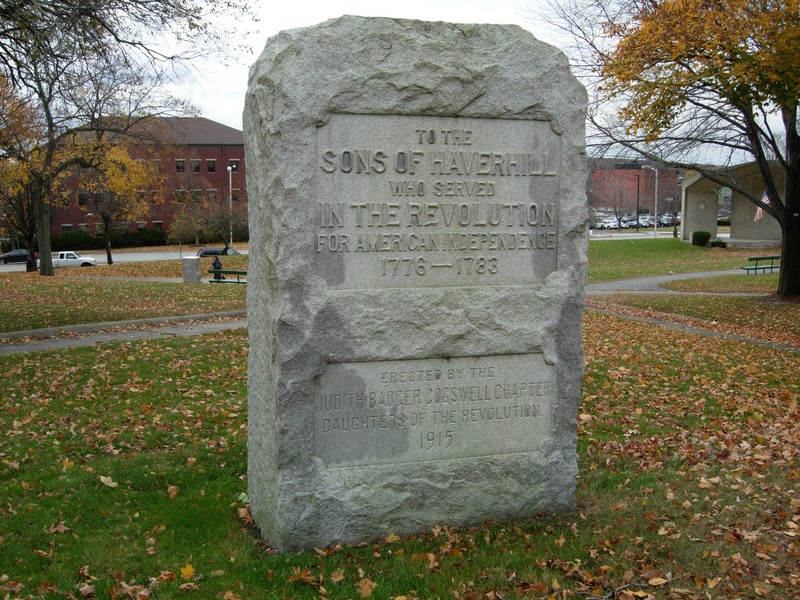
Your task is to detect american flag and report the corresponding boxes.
[754,190,770,221]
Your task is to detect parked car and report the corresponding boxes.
[0,249,31,264]
[638,215,654,228]
[659,213,675,226]
[196,248,241,257]
[598,217,620,230]
[51,251,97,268]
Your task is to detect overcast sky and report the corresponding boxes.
[185,0,559,130]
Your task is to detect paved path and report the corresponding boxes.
[0,312,247,356]
[586,269,743,294]
[0,269,783,356]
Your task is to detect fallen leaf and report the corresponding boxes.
[99,475,118,488]
[180,563,195,580]
[286,566,317,585]
[754,583,774,596]
[330,569,344,584]
[178,582,200,591]
[356,578,377,598]
[237,506,253,524]
[385,532,401,543]
[168,485,179,499]
[48,521,70,534]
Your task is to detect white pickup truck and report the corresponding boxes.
[51,251,97,268]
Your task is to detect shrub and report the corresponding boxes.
[692,230,712,247]
[51,230,103,251]
[709,239,727,248]
[109,228,168,248]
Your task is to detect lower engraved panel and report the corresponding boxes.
[313,354,553,468]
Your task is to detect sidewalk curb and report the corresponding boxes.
[0,311,246,341]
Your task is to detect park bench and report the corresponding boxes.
[209,269,247,284]
[741,255,780,274]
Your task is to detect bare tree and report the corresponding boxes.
[0,0,253,274]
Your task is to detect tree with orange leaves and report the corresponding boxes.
[541,0,800,296]
[72,143,161,265]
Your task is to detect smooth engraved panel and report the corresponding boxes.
[315,114,562,289]
[313,354,554,468]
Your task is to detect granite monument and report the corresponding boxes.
[244,15,588,551]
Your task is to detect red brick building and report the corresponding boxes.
[590,159,683,219]
[51,117,247,237]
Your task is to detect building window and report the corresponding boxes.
[232,189,240,202]
[137,222,146,230]
[175,159,185,173]
[78,223,89,232]
[152,221,163,231]
[61,224,73,232]
[151,191,162,204]
[191,159,201,173]
[229,159,239,172]
[207,188,217,200]
[207,159,216,173]
[175,189,187,203]
[77,192,90,207]
[191,189,203,203]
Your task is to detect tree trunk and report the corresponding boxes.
[24,233,37,271]
[104,220,114,265]
[777,107,800,297]
[777,218,800,297]
[777,150,800,297]
[36,196,54,276]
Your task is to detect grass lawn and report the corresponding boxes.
[1,306,797,599]
[1,239,797,599]
[587,238,780,283]
[0,274,245,333]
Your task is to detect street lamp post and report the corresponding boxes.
[674,173,683,238]
[642,165,659,238]
[227,165,233,247]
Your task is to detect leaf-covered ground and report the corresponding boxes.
[588,294,800,349]
[0,274,245,333]
[1,295,797,599]
[661,274,778,294]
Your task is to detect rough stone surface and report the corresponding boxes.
[245,15,588,552]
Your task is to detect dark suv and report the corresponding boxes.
[0,249,31,264]
[196,248,241,257]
